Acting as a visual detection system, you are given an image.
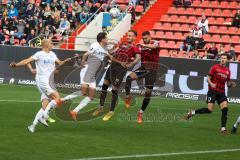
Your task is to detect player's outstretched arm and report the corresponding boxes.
[56,58,71,67]
[10,57,34,68]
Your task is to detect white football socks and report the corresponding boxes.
[73,97,92,113]
[33,108,45,126]
[62,91,82,101]
[43,100,57,119]
[234,116,240,128]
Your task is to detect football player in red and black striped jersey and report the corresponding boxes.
[92,30,141,121]
[124,31,160,123]
[185,54,236,133]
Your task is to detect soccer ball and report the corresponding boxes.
[109,7,120,18]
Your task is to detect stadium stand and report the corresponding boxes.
[0,0,149,47]
[152,0,240,60]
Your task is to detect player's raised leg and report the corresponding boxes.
[125,72,138,108]
[70,84,94,120]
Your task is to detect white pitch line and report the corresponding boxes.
[72,148,240,160]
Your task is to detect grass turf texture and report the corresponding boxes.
[0,84,240,160]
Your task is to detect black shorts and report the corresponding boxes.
[105,62,127,87]
[134,66,157,89]
[206,90,228,105]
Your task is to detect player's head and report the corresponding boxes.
[97,32,108,45]
[41,39,53,51]
[142,31,151,44]
[127,30,137,43]
[220,53,229,66]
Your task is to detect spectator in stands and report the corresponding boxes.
[180,32,194,54]
[197,14,208,34]
[26,29,36,43]
[72,1,82,19]
[59,15,70,35]
[173,0,192,7]
[227,44,236,61]
[232,10,240,28]
[127,3,136,23]
[216,44,225,60]
[0,30,5,44]
[16,19,25,39]
[192,50,200,59]
[79,8,89,24]
[192,26,202,38]
[206,43,218,59]
[23,23,31,39]
[8,4,18,19]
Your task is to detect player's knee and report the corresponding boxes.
[102,83,109,91]
[55,99,63,107]
[221,107,228,113]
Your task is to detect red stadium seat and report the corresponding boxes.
[153,23,162,30]
[225,18,233,23]
[169,15,178,22]
[154,31,164,38]
[186,8,194,15]
[135,5,144,13]
[215,17,224,25]
[180,24,189,32]
[188,16,197,24]
[192,0,201,6]
[221,35,230,43]
[222,10,231,17]
[168,7,176,14]
[201,0,210,8]
[229,2,238,9]
[161,15,169,22]
[177,8,185,15]
[204,9,212,16]
[159,40,167,47]
[235,45,240,53]
[172,23,181,31]
[162,23,171,30]
[165,32,174,39]
[208,17,215,24]
[209,26,218,33]
[203,34,211,41]
[195,8,203,15]
[220,1,229,9]
[224,45,231,51]
[211,35,221,43]
[211,1,219,8]
[174,32,183,40]
[213,9,222,17]
[179,16,187,23]
[231,36,240,44]
[167,41,176,48]
[159,50,169,56]
[218,26,227,34]
[228,27,238,34]
[232,10,237,16]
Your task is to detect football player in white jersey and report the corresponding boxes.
[27,63,56,123]
[10,39,71,133]
[66,32,123,121]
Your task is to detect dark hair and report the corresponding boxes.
[128,30,137,37]
[142,31,150,36]
[97,32,107,43]
[220,53,230,60]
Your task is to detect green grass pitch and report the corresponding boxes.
[1,84,240,160]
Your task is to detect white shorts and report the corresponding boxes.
[80,64,96,88]
[36,78,56,100]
